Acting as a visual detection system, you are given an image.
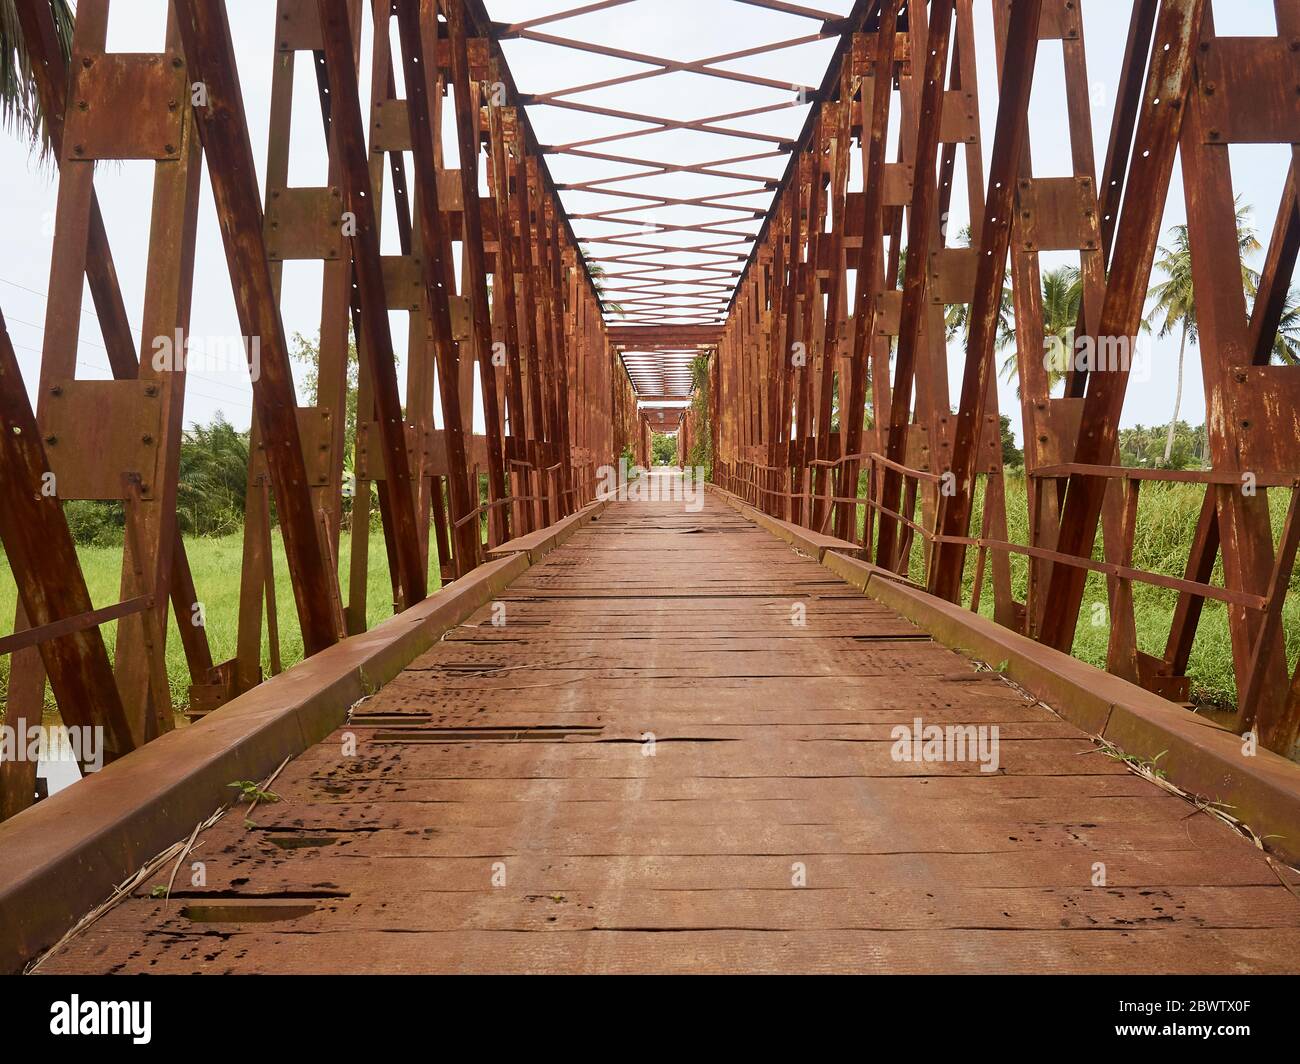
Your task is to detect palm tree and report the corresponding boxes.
[944,227,1015,359]
[579,253,626,318]
[1265,287,1300,365]
[1,1,75,161]
[1146,200,1259,465]
[997,265,1082,394]
[176,414,251,536]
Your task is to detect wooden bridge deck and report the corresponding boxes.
[41,491,1300,973]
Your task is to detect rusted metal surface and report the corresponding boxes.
[32,491,1300,974]
[315,0,426,606]
[1,0,626,819]
[0,310,132,771]
[711,0,1300,754]
[4,0,1300,967]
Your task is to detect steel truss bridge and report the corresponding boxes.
[0,0,1298,974]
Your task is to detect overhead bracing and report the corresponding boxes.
[0,0,636,820]
[713,0,1300,754]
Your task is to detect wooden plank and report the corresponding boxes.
[36,489,1300,974]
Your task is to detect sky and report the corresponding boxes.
[0,0,1291,449]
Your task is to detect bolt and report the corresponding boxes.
[50,385,62,397]
[144,383,159,397]
[165,143,176,154]
[82,56,93,68]
[73,144,84,155]
[142,434,154,445]
[77,99,88,111]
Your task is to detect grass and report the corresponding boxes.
[0,527,441,716]
[893,474,1300,709]
[3,478,1297,721]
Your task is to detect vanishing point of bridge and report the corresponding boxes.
[1,0,1299,975]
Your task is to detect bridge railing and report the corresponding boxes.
[0,0,641,823]
[848,457,1300,736]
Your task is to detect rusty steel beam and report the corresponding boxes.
[1038,0,1206,654]
[835,4,899,542]
[0,311,132,761]
[172,0,342,655]
[446,0,511,546]
[315,0,426,605]
[15,0,215,692]
[929,0,1042,602]
[873,0,954,570]
[394,0,481,573]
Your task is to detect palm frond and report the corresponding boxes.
[1,0,75,164]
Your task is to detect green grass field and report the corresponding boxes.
[0,528,437,715]
[910,475,1300,708]
[1,479,1296,718]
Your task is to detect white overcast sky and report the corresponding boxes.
[0,0,1289,448]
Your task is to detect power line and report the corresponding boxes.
[0,275,264,400]
[6,338,252,410]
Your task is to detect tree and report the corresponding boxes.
[290,330,373,526]
[999,414,1023,469]
[1146,200,1259,465]
[1007,265,1082,394]
[290,329,359,459]
[650,432,676,465]
[686,353,713,478]
[1119,421,1205,470]
[941,228,1083,401]
[579,253,626,318]
[945,226,1015,359]
[0,0,74,162]
[175,414,250,535]
[1264,287,1300,365]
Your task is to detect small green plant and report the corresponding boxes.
[149,885,168,899]
[686,354,713,481]
[227,780,281,804]
[618,445,640,479]
[1098,742,1168,780]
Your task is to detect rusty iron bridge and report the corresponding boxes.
[1,0,1299,974]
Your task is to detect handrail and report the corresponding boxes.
[724,448,1299,625]
[1032,463,1299,488]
